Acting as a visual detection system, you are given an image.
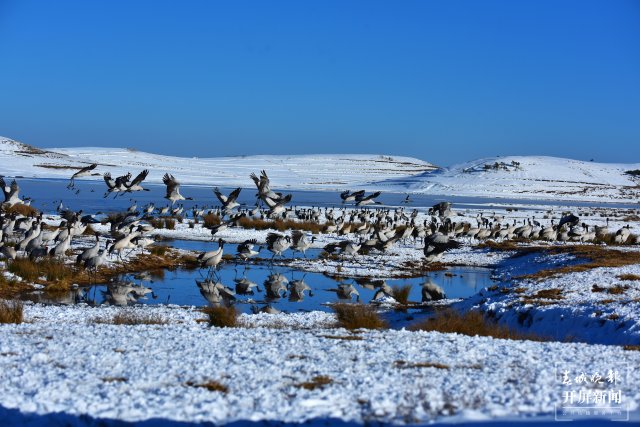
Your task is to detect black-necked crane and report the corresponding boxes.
[67,163,98,189]
[266,232,291,261]
[103,172,131,197]
[198,238,225,278]
[291,230,315,258]
[214,187,242,214]
[355,191,382,207]
[340,190,364,204]
[236,239,260,261]
[423,232,461,263]
[76,233,101,264]
[0,177,23,207]
[163,173,192,205]
[123,169,150,193]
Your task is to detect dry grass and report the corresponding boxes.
[203,305,238,328]
[592,284,627,295]
[203,213,221,228]
[394,360,449,369]
[1,204,39,217]
[0,300,23,324]
[521,288,564,305]
[410,309,545,341]
[185,380,228,393]
[519,246,640,280]
[149,245,169,256]
[6,249,196,293]
[623,345,640,351]
[391,284,412,305]
[332,303,387,330]
[618,274,640,281]
[94,312,167,325]
[295,375,333,390]
[319,334,363,341]
[8,258,74,285]
[149,218,176,229]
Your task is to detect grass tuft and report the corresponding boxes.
[617,274,640,281]
[295,375,333,390]
[95,312,167,325]
[186,380,228,393]
[203,305,238,328]
[0,300,23,324]
[332,303,387,330]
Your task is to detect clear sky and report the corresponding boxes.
[0,0,638,166]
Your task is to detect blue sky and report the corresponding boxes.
[0,0,638,166]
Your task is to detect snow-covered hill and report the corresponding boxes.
[0,136,436,190]
[384,155,640,202]
[2,136,639,202]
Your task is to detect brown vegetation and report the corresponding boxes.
[518,246,640,280]
[319,334,363,341]
[521,288,564,305]
[1,204,39,217]
[295,375,333,390]
[203,305,238,328]
[410,309,545,341]
[617,274,640,281]
[0,300,23,324]
[185,380,228,393]
[332,303,387,330]
[394,360,449,369]
[94,312,167,325]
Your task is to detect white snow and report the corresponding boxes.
[384,155,640,202]
[0,136,435,191]
[0,303,638,425]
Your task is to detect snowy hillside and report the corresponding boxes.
[0,136,435,190]
[2,136,640,202]
[386,155,640,202]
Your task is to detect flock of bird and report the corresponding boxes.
[1,163,639,310]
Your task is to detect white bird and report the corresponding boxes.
[423,233,461,263]
[236,239,260,261]
[0,178,23,206]
[265,232,291,260]
[163,173,192,205]
[67,163,98,189]
[123,169,150,193]
[214,187,242,214]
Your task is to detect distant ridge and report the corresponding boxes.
[0,136,436,190]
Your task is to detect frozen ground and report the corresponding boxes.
[462,251,640,345]
[0,303,639,426]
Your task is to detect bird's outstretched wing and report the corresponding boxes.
[128,169,149,187]
[213,187,227,204]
